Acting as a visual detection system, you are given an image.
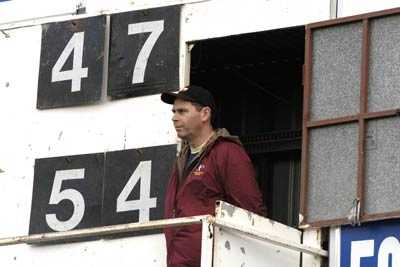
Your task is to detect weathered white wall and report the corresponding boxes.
[182,0,331,42]
[337,0,400,17]
[0,0,78,25]
[0,234,166,267]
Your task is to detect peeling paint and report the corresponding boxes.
[246,211,252,221]
[223,203,236,217]
[58,131,63,140]
[224,240,231,250]
[123,128,127,149]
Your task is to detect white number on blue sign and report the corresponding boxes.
[351,237,400,267]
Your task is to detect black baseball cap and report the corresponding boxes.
[161,85,216,110]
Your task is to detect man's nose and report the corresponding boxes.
[172,113,178,122]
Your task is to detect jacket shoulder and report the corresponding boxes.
[212,138,248,157]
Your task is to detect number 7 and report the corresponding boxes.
[128,20,164,84]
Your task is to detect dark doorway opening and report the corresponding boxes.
[190,26,305,227]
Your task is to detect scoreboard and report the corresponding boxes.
[0,5,182,238]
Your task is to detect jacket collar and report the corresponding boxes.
[175,128,242,183]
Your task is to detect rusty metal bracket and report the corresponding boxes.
[347,198,361,226]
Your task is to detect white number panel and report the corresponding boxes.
[102,145,176,235]
[28,145,176,238]
[107,5,180,98]
[29,153,104,235]
[36,16,106,109]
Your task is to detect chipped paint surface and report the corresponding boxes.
[216,202,302,241]
[224,240,231,250]
[214,202,302,267]
[302,229,323,267]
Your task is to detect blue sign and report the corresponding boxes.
[341,220,400,267]
[0,0,11,2]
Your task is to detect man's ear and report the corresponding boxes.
[201,106,212,122]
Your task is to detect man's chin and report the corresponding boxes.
[176,132,188,140]
[177,134,187,140]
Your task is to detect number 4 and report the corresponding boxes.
[117,160,157,223]
[51,32,88,92]
[128,20,164,85]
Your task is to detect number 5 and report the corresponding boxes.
[46,169,85,231]
[128,20,164,84]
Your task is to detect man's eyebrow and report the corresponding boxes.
[172,107,186,111]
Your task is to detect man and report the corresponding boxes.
[161,85,267,267]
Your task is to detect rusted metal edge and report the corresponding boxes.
[307,7,400,29]
[361,211,400,222]
[306,109,400,129]
[214,218,328,258]
[300,217,350,229]
[299,27,312,225]
[363,109,400,120]
[357,19,370,220]
[0,215,210,247]
[306,115,359,128]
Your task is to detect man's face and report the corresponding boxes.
[171,99,203,141]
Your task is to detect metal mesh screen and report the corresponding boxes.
[310,22,362,121]
[307,123,358,222]
[368,15,400,112]
[365,117,400,214]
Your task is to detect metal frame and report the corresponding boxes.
[300,7,400,228]
[0,215,210,246]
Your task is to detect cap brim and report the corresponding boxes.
[161,91,195,105]
[161,92,178,104]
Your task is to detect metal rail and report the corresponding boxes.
[0,214,327,259]
[0,215,210,246]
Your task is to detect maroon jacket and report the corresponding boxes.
[164,129,267,267]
